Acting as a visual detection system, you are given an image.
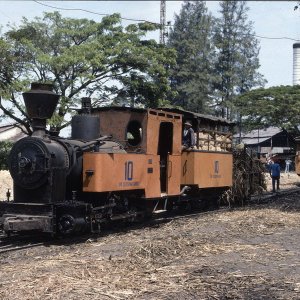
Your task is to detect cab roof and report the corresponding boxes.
[90,106,235,126]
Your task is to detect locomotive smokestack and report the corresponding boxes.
[22,82,60,136]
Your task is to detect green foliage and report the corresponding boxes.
[168,1,215,113]
[0,12,176,134]
[234,85,300,132]
[0,141,12,170]
[213,1,265,119]
[167,1,264,118]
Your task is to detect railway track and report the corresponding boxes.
[0,241,44,254]
[0,233,50,254]
[249,186,300,203]
[0,187,299,254]
[154,187,300,223]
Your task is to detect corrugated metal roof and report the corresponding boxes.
[241,136,270,145]
[234,127,284,145]
[157,107,235,125]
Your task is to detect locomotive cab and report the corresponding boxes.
[82,107,182,198]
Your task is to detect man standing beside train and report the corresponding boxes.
[269,158,281,193]
[182,121,195,150]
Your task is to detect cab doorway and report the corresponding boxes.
[157,122,173,193]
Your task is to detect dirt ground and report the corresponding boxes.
[0,172,300,299]
[264,171,300,192]
[0,171,13,200]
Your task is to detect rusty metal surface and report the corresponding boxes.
[95,109,147,151]
[93,108,182,155]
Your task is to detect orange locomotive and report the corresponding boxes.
[84,107,233,206]
[0,84,233,235]
[83,106,233,227]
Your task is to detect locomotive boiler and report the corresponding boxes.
[0,82,234,236]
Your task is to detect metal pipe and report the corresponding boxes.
[180,185,191,196]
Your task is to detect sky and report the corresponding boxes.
[0,1,299,87]
[0,1,299,88]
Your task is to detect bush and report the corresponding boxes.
[0,141,13,170]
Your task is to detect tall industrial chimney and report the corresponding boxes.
[293,43,300,85]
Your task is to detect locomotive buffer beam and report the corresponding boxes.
[2,215,53,233]
[0,202,54,233]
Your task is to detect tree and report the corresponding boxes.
[167,1,215,113]
[213,1,265,119]
[234,85,300,132]
[0,141,13,170]
[0,12,176,134]
[0,37,30,132]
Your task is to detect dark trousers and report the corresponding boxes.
[272,176,280,192]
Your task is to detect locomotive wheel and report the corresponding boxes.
[58,214,75,235]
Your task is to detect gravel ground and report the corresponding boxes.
[0,171,300,299]
[0,171,13,200]
[264,171,300,192]
[0,186,299,299]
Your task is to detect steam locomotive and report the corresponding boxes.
[0,83,234,236]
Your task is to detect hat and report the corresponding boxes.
[184,121,192,126]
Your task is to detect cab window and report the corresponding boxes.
[126,120,142,146]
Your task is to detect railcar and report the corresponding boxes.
[0,83,234,236]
